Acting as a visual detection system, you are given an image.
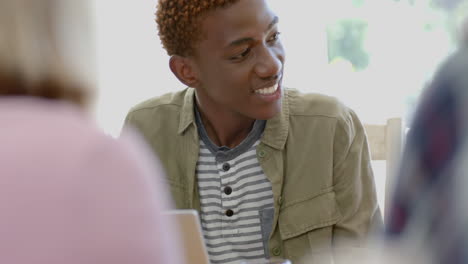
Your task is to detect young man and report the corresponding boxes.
[125,0,382,263]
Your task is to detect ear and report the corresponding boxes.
[169,55,200,88]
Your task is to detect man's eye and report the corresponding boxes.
[230,48,251,61]
[268,32,281,43]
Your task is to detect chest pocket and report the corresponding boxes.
[278,189,342,264]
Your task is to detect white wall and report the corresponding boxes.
[94,0,179,136]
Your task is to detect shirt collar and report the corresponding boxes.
[178,87,290,150]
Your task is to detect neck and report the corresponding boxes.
[196,100,254,149]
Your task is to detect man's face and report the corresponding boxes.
[191,0,285,121]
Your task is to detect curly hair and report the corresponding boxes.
[156,0,240,56]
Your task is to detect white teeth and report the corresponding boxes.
[255,84,278,95]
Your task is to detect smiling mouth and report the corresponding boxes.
[254,83,278,95]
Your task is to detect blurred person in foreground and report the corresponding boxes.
[0,0,184,263]
[384,17,468,264]
[124,0,382,263]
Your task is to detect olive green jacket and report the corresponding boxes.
[125,88,382,264]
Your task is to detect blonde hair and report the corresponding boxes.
[0,0,95,108]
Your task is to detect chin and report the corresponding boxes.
[254,102,282,120]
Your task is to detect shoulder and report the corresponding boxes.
[286,88,358,133]
[127,89,188,117]
[0,98,144,173]
[124,89,191,132]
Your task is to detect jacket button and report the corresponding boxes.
[225,209,234,217]
[258,150,266,158]
[222,163,230,172]
[278,196,283,206]
[272,247,281,256]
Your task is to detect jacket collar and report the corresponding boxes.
[177,87,289,150]
[178,88,196,135]
[261,89,289,150]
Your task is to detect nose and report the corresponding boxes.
[254,47,283,80]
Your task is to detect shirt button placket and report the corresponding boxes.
[222,162,230,172]
[224,186,233,195]
[225,209,234,217]
[220,162,234,220]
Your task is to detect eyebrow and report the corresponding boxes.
[227,16,279,47]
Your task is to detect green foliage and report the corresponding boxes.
[352,0,366,7]
[327,19,369,71]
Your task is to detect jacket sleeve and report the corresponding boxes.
[331,108,383,256]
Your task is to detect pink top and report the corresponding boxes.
[0,97,184,264]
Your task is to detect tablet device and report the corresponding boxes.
[163,209,211,264]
